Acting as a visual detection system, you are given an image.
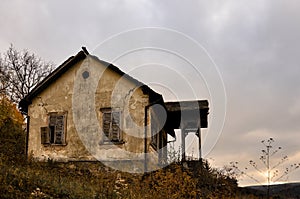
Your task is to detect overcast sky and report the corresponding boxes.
[1,0,300,186]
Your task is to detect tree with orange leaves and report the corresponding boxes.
[0,93,25,161]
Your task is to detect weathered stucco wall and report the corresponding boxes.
[28,56,158,166]
[28,58,90,161]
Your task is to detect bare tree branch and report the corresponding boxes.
[0,44,54,105]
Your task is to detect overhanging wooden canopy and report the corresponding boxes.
[164,100,209,130]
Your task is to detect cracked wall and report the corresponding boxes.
[28,56,157,165]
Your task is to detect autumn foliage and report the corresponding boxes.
[0,94,253,198]
[0,94,25,162]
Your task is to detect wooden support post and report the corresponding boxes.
[197,128,202,161]
[181,129,186,161]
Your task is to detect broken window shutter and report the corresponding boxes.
[48,114,66,144]
[111,112,120,141]
[49,115,57,143]
[41,127,50,144]
[103,112,111,141]
[54,115,65,144]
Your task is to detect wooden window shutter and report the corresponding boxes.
[111,112,120,142]
[54,115,65,144]
[48,114,66,145]
[101,109,121,143]
[41,127,50,144]
[103,112,111,141]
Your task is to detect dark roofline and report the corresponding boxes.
[19,47,160,114]
[164,100,209,111]
[164,100,209,129]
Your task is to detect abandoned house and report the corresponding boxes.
[19,47,209,172]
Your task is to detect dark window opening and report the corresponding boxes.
[49,126,55,143]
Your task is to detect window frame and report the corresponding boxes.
[150,119,159,150]
[100,108,123,144]
[150,110,162,151]
[41,112,67,146]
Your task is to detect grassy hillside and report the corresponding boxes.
[1,155,246,198]
[0,133,257,198]
[0,103,261,198]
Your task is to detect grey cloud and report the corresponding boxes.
[1,0,300,186]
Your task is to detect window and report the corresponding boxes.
[150,121,159,150]
[150,111,161,150]
[41,113,67,145]
[101,108,122,143]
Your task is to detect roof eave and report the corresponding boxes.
[19,50,87,113]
